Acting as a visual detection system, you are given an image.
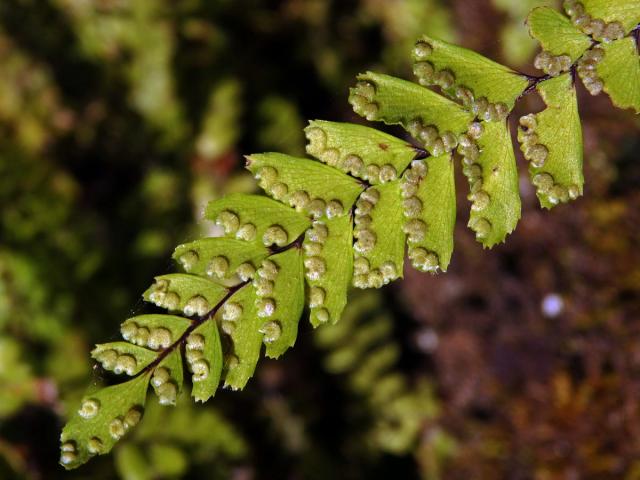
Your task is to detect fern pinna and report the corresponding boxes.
[60,0,640,468]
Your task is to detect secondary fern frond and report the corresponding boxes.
[61,0,640,469]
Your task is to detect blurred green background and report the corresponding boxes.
[1,0,639,479]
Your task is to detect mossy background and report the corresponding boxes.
[1,0,639,479]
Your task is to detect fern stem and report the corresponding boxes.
[135,280,249,378]
[136,230,309,378]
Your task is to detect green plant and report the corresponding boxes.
[314,290,442,456]
[60,0,640,469]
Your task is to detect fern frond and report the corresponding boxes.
[60,2,640,469]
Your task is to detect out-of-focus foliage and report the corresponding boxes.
[113,394,247,480]
[1,0,639,479]
[492,0,553,65]
[315,291,445,456]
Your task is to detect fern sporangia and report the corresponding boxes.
[60,0,640,469]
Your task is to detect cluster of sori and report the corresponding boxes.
[148,278,211,317]
[352,189,399,288]
[221,301,243,335]
[533,172,580,205]
[185,333,211,382]
[256,165,345,219]
[121,320,173,350]
[401,160,439,272]
[457,123,495,240]
[108,408,142,442]
[533,51,573,77]
[179,245,259,282]
[305,126,399,185]
[518,114,581,205]
[576,47,606,96]
[517,114,550,169]
[303,223,331,324]
[151,366,178,405]
[405,118,458,156]
[215,207,290,247]
[212,210,258,241]
[249,260,282,343]
[352,256,398,289]
[348,80,380,121]
[353,189,379,257]
[94,349,138,376]
[412,40,509,122]
[564,0,626,42]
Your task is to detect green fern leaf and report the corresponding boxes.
[143,274,228,317]
[403,153,455,272]
[518,73,583,209]
[411,34,529,111]
[246,152,364,218]
[60,372,151,469]
[205,193,311,247]
[219,283,262,390]
[304,214,353,327]
[465,120,521,247]
[595,37,640,113]
[187,319,223,402]
[527,7,592,61]
[304,120,417,184]
[256,249,305,358]
[91,342,158,376]
[152,348,184,406]
[580,0,640,33]
[173,238,269,281]
[353,182,405,288]
[349,72,473,155]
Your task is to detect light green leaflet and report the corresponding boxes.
[304,120,417,183]
[304,215,353,327]
[205,194,311,245]
[350,343,400,393]
[581,0,640,33]
[521,74,583,209]
[154,349,184,404]
[114,444,149,480]
[221,283,262,390]
[246,152,364,216]
[143,274,228,316]
[121,314,191,345]
[357,181,405,281]
[413,34,529,109]
[527,7,592,61]
[60,372,151,469]
[260,248,305,358]
[350,72,473,137]
[173,238,269,279]
[596,37,640,114]
[407,153,456,271]
[468,121,521,248]
[323,317,392,374]
[91,342,157,375]
[189,319,223,402]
